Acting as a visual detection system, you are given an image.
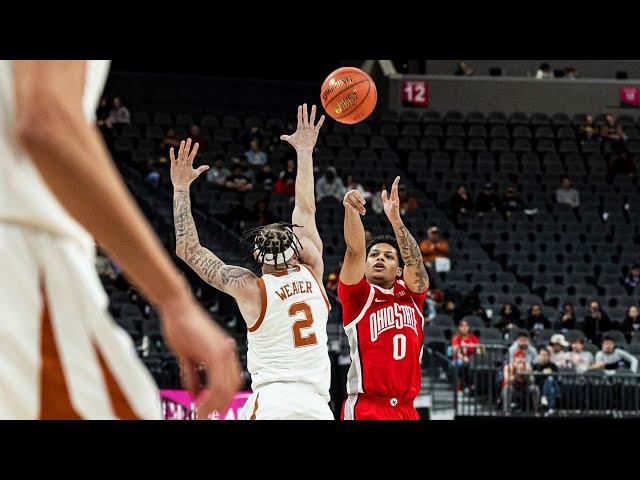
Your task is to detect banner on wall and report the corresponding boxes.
[160,389,251,420]
[620,87,640,107]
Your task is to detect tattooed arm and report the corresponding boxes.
[171,139,259,301]
[381,176,429,293]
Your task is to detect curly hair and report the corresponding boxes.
[242,222,303,269]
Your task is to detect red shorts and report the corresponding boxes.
[341,394,420,420]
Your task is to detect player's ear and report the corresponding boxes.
[396,267,403,279]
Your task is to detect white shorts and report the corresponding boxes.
[239,382,334,420]
[0,223,161,419]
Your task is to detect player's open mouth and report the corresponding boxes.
[373,263,385,271]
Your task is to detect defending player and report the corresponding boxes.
[171,104,333,420]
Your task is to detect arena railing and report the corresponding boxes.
[453,344,640,418]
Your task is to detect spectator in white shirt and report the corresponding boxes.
[567,337,594,374]
[556,177,580,209]
[535,63,554,79]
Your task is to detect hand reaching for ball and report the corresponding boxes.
[280,104,325,152]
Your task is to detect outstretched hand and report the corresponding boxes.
[381,176,402,225]
[280,104,325,151]
[170,138,208,190]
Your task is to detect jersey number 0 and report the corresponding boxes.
[289,302,318,348]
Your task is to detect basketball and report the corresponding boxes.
[320,67,377,124]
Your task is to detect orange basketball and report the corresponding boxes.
[320,67,377,124]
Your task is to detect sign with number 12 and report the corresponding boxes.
[402,81,429,107]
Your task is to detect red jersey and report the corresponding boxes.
[338,277,427,401]
[451,334,480,357]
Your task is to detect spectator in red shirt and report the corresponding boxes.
[274,158,296,197]
[451,319,482,392]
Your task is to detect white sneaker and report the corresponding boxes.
[541,396,548,407]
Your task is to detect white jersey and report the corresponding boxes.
[247,264,331,402]
[0,60,110,251]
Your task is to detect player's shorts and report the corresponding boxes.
[0,222,161,419]
[341,394,420,420]
[240,382,334,420]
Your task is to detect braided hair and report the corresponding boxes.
[242,222,303,270]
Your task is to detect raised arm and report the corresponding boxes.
[171,139,260,302]
[339,189,367,284]
[280,104,325,276]
[381,176,429,293]
[14,61,240,416]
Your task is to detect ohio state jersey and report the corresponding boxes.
[338,277,427,400]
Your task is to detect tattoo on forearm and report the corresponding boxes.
[394,224,429,292]
[173,190,200,258]
[186,247,254,292]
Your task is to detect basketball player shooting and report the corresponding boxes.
[338,176,429,420]
[171,104,334,420]
[0,60,241,419]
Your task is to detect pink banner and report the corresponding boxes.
[160,389,251,420]
[620,86,640,107]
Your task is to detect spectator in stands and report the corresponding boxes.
[397,184,418,216]
[274,159,296,197]
[548,333,570,368]
[535,63,554,79]
[108,96,131,127]
[316,167,346,203]
[502,355,539,416]
[370,182,386,215]
[96,96,111,128]
[255,163,275,191]
[567,337,594,374]
[495,303,521,333]
[144,157,161,189]
[344,175,369,201]
[622,305,640,343]
[450,185,474,223]
[583,300,612,344]
[425,289,444,321]
[525,304,551,332]
[245,138,268,168]
[475,182,502,216]
[451,319,482,392]
[274,171,295,197]
[501,185,537,219]
[554,302,577,332]
[605,115,634,179]
[160,128,181,155]
[206,154,230,188]
[591,335,638,373]
[532,346,559,416]
[555,177,580,209]
[578,115,597,142]
[419,226,450,268]
[454,62,474,76]
[509,331,537,364]
[188,124,208,153]
[624,264,640,294]
[565,66,578,79]
[224,164,254,193]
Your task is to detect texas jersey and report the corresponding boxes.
[338,277,427,400]
[0,60,110,252]
[247,264,331,402]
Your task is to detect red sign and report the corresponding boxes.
[620,87,640,107]
[402,80,429,107]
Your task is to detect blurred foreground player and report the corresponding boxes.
[339,177,429,420]
[172,105,333,419]
[0,61,241,419]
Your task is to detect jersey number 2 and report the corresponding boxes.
[290,302,318,348]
